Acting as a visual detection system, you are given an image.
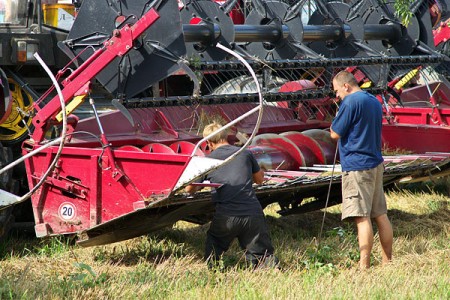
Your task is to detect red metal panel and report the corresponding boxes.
[24,145,190,236]
[89,155,100,227]
[382,124,450,153]
[388,106,450,125]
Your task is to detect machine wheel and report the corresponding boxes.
[0,143,15,242]
[0,142,13,190]
[0,207,15,242]
[0,78,34,146]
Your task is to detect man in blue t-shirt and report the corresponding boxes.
[330,71,393,270]
[186,122,278,269]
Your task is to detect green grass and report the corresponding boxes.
[0,180,449,299]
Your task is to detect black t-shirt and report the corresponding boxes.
[206,144,263,216]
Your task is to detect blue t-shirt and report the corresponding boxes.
[331,91,384,171]
[206,145,263,216]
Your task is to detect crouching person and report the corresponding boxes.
[186,122,278,269]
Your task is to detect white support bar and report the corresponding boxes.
[0,189,21,208]
[174,156,224,190]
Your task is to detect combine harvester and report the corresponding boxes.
[0,0,449,246]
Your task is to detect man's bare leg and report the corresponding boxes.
[374,214,393,265]
[355,217,373,269]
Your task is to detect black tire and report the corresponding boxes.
[0,143,15,241]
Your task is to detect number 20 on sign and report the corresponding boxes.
[58,202,76,221]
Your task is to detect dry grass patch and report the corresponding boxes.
[0,180,448,299]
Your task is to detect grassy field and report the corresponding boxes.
[0,180,448,299]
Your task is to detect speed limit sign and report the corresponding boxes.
[58,202,76,221]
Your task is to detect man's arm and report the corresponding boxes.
[185,184,202,195]
[252,169,264,184]
[330,127,340,140]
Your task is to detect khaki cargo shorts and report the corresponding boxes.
[341,163,387,220]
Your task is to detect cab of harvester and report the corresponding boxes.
[0,0,76,146]
[0,0,78,240]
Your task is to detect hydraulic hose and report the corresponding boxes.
[0,53,68,206]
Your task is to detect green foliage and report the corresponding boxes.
[392,0,414,26]
[32,236,73,257]
[300,226,360,272]
[427,199,447,212]
[327,226,347,240]
[66,262,108,288]
[0,235,74,260]
[0,283,17,300]
[303,245,337,273]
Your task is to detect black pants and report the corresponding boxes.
[205,214,277,267]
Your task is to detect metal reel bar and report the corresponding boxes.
[362,2,419,55]
[180,0,235,61]
[244,0,304,59]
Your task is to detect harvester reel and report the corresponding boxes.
[245,0,304,59]
[0,78,33,145]
[362,2,419,55]
[308,1,361,58]
[66,0,186,98]
[180,0,235,61]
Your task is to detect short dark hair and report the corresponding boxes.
[333,70,358,87]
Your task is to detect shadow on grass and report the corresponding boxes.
[0,234,76,260]
[389,206,449,236]
[389,178,450,197]
[87,201,448,268]
[1,180,448,266]
[1,204,447,266]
